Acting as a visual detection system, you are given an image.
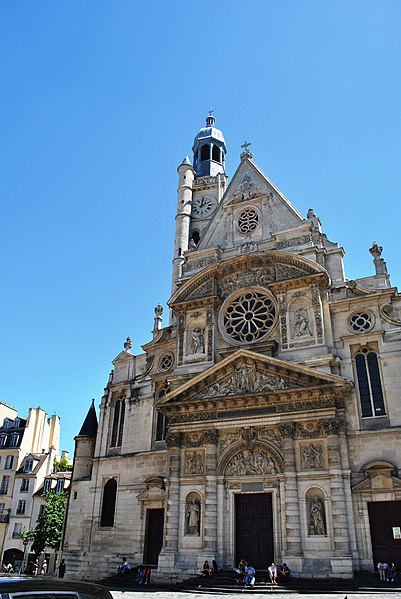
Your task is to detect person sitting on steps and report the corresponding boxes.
[278,562,291,581]
[268,562,278,584]
[116,557,132,576]
[244,563,256,586]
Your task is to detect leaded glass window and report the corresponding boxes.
[355,348,386,418]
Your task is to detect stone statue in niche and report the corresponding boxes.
[190,327,205,354]
[185,451,204,475]
[301,443,324,469]
[185,498,200,535]
[226,450,277,476]
[294,308,312,337]
[309,496,326,535]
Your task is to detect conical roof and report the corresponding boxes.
[77,399,98,438]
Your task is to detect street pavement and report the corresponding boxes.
[111,591,399,599]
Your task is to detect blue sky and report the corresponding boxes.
[1,1,400,454]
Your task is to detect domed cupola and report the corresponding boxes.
[192,113,227,178]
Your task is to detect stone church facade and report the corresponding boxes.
[63,116,401,580]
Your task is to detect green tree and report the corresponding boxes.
[53,456,72,473]
[23,491,68,556]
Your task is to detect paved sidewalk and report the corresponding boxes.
[111,591,400,599]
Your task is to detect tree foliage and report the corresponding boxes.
[23,491,68,556]
[53,456,72,472]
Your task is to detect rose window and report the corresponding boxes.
[238,208,259,233]
[159,353,174,371]
[220,289,277,344]
[348,311,373,333]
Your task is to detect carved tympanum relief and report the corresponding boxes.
[200,361,298,398]
[225,449,278,476]
[231,173,261,203]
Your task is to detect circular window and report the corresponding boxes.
[159,353,174,371]
[237,208,259,233]
[348,311,374,333]
[219,288,277,344]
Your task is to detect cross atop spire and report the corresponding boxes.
[240,140,253,160]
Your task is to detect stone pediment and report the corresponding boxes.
[157,349,351,421]
[222,158,303,224]
[169,251,329,307]
[112,350,135,366]
[352,474,401,493]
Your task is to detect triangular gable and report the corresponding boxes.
[223,157,303,221]
[112,350,135,366]
[198,157,303,250]
[158,348,350,407]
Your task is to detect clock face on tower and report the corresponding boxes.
[192,196,216,218]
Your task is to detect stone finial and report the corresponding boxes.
[240,140,253,160]
[369,241,383,259]
[369,241,387,275]
[307,208,317,220]
[123,337,132,351]
[153,304,163,337]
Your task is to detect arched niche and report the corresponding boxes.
[306,486,327,536]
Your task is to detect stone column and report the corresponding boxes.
[203,429,218,557]
[322,418,352,577]
[279,422,302,567]
[159,432,181,570]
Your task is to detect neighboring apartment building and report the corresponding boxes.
[23,470,71,574]
[0,405,60,568]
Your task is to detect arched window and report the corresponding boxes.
[200,144,210,161]
[191,230,200,245]
[212,145,220,162]
[355,348,386,418]
[110,400,125,447]
[100,478,117,527]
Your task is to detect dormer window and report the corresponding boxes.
[2,420,10,429]
[10,434,20,447]
[43,479,52,493]
[24,459,33,473]
[14,418,20,428]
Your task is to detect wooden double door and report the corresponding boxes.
[368,500,401,567]
[235,493,274,570]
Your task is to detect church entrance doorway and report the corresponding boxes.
[368,500,401,567]
[235,493,273,569]
[144,508,164,566]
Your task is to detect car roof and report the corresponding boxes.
[0,577,112,599]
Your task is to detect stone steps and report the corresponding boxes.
[101,569,401,594]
